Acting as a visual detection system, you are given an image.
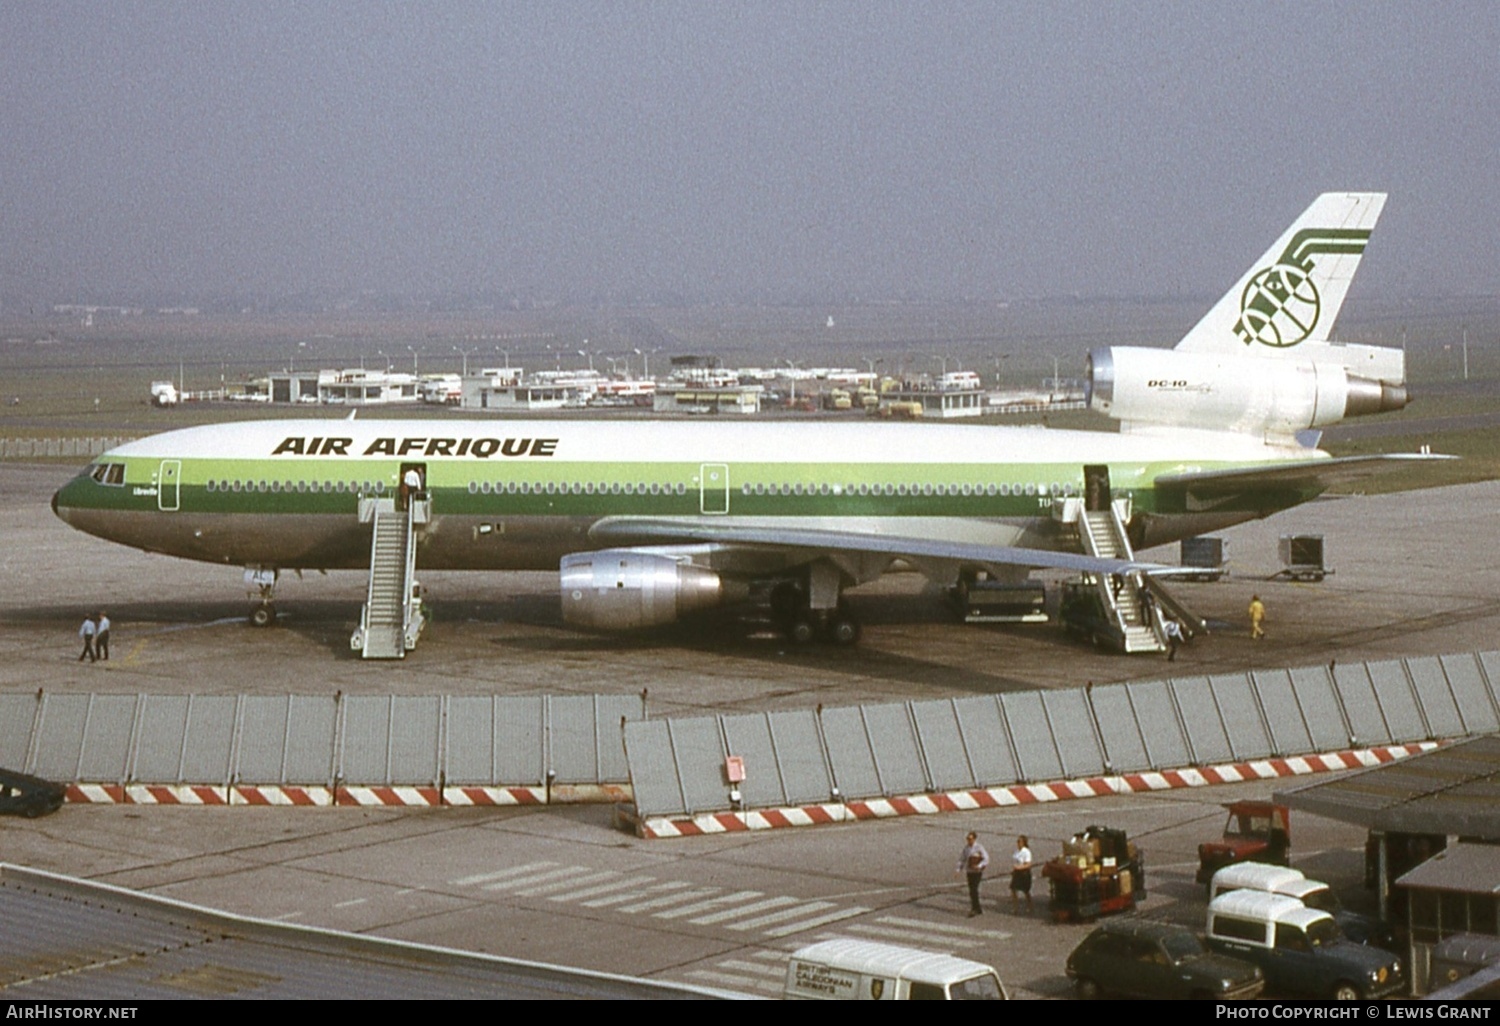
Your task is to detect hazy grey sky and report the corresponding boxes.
[3,2,1497,306]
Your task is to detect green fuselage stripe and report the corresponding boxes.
[60,453,1301,519]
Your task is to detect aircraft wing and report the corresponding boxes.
[1153,452,1455,511]
[587,517,1160,577]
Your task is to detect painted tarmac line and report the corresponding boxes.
[451,861,557,887]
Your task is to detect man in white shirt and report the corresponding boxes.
[77,615,97,663]
[956,832,990,917]
[95,611,111,661]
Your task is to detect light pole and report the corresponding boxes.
[453,345,475,376]
[407,345,420,374]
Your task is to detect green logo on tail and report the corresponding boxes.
[1234,228,1371,348]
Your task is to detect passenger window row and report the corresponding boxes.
[467,480,690,496]
[738,480,1076,498]
[192,476,1083,499]
[206,479,386,495]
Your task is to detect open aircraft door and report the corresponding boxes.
[157,459,181,512]
[699,463,729,515]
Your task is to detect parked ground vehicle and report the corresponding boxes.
[1197,800,1290,885]
[1205,890,1405,999]
[1209,864,1395,949]
[950,576,1048,624]
[785,939,1008,1000]
[0,768,67,818]
[1042,825,1145,923]
[1066,919,1265,1000]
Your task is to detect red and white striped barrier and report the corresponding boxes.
[63,784,548,807]
[629,742,1440,839]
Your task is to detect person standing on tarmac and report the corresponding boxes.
[1164,618,1184,661]
[956,832,990,918]
[77,614,97,663]
[1249,595,1267,640]
[1010,835,1034,912]
[95,611,111,661]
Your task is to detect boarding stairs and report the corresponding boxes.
[1078,502,1166,654]
[351,495,428,659]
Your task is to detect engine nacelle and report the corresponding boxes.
[560,549,734,630]
[1087,347,1406,436]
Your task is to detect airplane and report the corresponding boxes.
[51,192,1432,651]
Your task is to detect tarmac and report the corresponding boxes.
[3,458,1498,998]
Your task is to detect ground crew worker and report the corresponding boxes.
[956,831,990,918]
[1249,594,1266,640]
[77,614,97,663]
[1164,618,1184,660]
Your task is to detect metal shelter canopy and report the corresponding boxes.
[1275,734,1500,840]
[1396,843,1500,894]
[0,864,722,1000]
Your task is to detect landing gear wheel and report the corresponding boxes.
[827,616,861,646]
[1075,977,1101,1000]
[250,603,277,628]
[769,582,804,623]
[787,617,818,645]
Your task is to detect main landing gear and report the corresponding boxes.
[245,567,278,628]
[768,578,862,646]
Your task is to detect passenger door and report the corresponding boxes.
[699,463,729,515]
[157,459,181,511]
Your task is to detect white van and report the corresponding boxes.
[784,939,1008,1000]
[1210,863,1336,911]
[1208,863,1392,947]
[1205,890,1404,999]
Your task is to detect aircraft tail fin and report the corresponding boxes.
[1175,192,1387,357]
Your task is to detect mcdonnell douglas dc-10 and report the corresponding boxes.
[53,193,1432,658]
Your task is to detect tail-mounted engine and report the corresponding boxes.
[1087,346,1407,436]
[560,549,738,630]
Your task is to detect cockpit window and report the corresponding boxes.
[90,463,126,486]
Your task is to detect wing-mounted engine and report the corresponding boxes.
[1087,345,1407,437]
[560,549,744,630]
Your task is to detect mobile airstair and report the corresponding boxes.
[351,495,428,659]
[1076,501,1166,654]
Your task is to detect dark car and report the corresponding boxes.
[0,768,67,818]
[1066,919,1265,1000]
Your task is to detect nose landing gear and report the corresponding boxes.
[245,567,279,628]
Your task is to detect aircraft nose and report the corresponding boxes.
[51,489,59,517]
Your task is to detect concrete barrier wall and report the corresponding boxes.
[0,692,646,789]
[623,651,1500,819]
